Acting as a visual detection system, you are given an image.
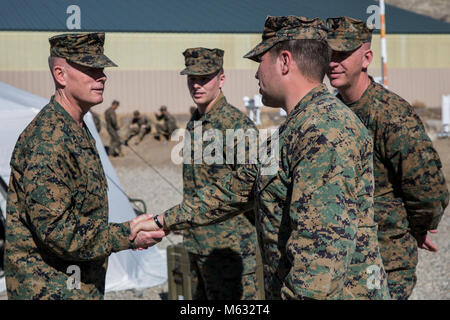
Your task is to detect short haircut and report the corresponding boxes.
[270,39,331,82]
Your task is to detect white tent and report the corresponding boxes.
[0,81,167,294]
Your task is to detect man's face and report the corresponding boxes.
[187,71,224,107]
[255,51,282,108]
[64,61,107,108]
[327,44,371,89]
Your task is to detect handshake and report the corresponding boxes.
[129,213,170,250]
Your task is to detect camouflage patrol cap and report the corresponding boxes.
[180,47,224,76]
[49,32,117,68]
[326,17,373,52]
[243,16,328,61]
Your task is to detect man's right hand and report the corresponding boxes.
[129,214,168,250]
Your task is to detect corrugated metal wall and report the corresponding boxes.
[0,32,449,114]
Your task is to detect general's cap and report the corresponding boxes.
[49,32,117,68]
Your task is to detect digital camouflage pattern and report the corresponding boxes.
[49,32,117,68]
[180,47,224,76]
[163,92,260,299]
[339,77,449,299]
[243,16,328,61]
[123,111,152,145]
[326,17,373,52]
[104,106,122,155]
[5,97,134,300]
[255,85,390,300]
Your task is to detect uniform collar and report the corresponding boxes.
[49,96,95,149]
[288,84,329,120]
[196,92,227,124]
[343,76,377,111]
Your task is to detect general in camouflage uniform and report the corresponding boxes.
[243,16,390,299]
[104,100,123,156]
[123,110,152,146]
[154,105,178,141]
[163,48,260,299]
[4,33,162,300]
[326,16,449,299]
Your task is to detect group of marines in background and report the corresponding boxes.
[92,101,178,157]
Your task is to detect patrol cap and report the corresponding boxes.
[160,105,167,112]
[133,110,140,117]
[244,16,328,61]
[326,17,373,52]
[180,47,224,76]
[49,32,118,68]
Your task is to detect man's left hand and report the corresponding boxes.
[414,230,438,252]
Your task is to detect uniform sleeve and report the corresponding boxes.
[281,134,358,299]
[23,142,134,262]
[163,163,256,230]
[163,119,259,230]
[382,110,449,233]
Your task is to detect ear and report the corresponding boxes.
[362,49,373,69]
[53,64,67,87]
[218,72,225,89]
[279,51,292,75]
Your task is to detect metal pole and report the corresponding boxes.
[380,0,388,88]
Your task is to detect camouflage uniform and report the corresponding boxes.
[327,16,449,299]
[244,16,390,300]
[163,48,260,300]
[123,111,152,145]
[155,107,178,141]
[5,33,135,300]
[104,104,122,156]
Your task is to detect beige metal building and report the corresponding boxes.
[1,1,449,115]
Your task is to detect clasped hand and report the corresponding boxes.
[129,213,170,250]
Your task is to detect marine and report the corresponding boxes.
[123,110,152,146]
[243,15,390,299]
[154,105,178,141]
[326,16,449,299]
[4,32,163,300]
[104,99,123,156]
[91,110,101,133]
[131,48,261,300]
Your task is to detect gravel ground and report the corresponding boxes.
[105,154,184,300]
